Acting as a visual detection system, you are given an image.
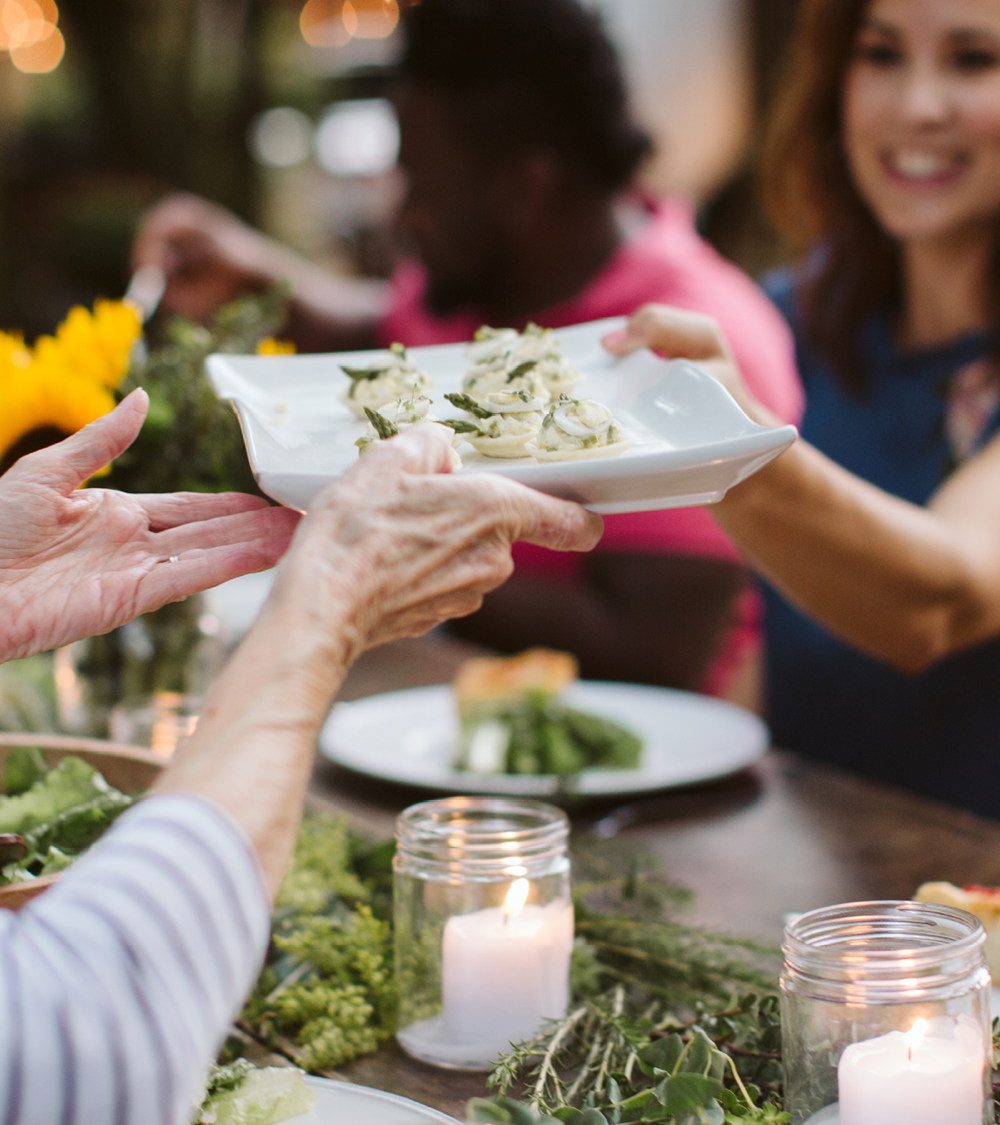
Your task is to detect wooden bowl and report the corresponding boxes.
[0,733,165,911]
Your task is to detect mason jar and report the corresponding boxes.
[394,796,572,1070]
[781,901,992,1125]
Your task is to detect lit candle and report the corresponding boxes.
[441,878,574,1053]
[838,1016,985,1125]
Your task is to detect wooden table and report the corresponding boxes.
[299,634,1000,1121]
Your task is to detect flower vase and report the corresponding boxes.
[56,594,223,740]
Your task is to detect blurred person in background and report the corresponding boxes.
[608,0,1000,818]
[133,0,802,704]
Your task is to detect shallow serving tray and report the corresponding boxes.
[207,317,797,514]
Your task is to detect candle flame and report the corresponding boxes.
[503,878,529,919]
[905,1019,928,1057]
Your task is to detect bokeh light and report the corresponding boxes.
[0,0,63,72]
[248,107,313,168]
[300,0,398,47]
[314,98,400,178]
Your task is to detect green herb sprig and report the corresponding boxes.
[446,392,493,419]
[106,286,291,496]
[471,842,784,1124]
[341,343,408,383]
[507,361,539,384]
[239,816,397,1071]
[364,407,399,440]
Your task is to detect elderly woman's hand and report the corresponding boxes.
[603,304,784,428]
[271,422,604,662]
[0,389,299,662]
[157,421,602,894]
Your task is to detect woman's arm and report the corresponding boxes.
[605,305,1000,673]
[154,423,602,895]
[131,194,388,352]
[0,423,599,1125]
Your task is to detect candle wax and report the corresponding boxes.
[838,1016,984,1125]
[441,898,574,1048]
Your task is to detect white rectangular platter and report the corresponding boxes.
[207,316,797,513]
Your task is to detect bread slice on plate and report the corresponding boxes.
[453,648,578,720]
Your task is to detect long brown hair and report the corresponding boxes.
[762,0,902,393]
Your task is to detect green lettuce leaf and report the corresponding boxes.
[0,756,110,836]
[3,746,48,796]
[197,1067,316,1125]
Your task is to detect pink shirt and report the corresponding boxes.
[379,199,803,693]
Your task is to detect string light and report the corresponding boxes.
[0,0,64,73]
[300,0,398,47]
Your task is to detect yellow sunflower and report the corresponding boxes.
[0,300,138,475]
[33,298,141,389]
[0,367,117,474]
[256,336,296,355]
[0,331,31,371]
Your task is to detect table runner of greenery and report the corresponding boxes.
[240,814,1000,1124]
[240,815,787,1122]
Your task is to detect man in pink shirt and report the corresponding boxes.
[134,0,801,697]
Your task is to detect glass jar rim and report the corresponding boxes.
[395,796,569,880]
[782,901,988,1004]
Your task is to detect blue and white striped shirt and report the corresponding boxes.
[0,794,270,1125]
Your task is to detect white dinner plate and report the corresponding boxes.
[319,682,769,798]
[285,1077,461,1124]
[207,317,797,514]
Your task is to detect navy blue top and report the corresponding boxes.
[762,269,1000,818]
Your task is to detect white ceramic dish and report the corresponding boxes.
[285,1077,460,1124]
[207,317,797,514]
[319,682,769,798]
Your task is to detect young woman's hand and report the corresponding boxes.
[271,423,604,661]
[0,390,299,661]
[603,304,784,427]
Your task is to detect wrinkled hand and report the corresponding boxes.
[603,303,781,427]
[132,193,284,323]
[275,424,604,658]
[0,390,300,661]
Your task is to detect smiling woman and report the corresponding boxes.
[765,0,1000,387]
[605,0,1000,819]
[755,0,1000,812]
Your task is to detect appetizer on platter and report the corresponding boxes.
[340,342,432,419]
[453,648,643,777]
[464,325,520,365]
[444,390,545,458]
[514,322,587,396]
[465,323,585,397]
[526,395,631,462]
[355,395,463,467]
[461,355,550,406]
[914,881,1000,982]
[340,324,630,469]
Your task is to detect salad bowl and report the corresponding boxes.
[0,734,163,911]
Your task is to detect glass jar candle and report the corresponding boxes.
[394,796,572,1070]
[781,901,992,1125]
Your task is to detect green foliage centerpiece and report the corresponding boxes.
[68,288,291,735]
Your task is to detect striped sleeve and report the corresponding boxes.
[0,793,270,1125]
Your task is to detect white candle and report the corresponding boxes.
[441,879,574,1052]
[838,1016,985,1125]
